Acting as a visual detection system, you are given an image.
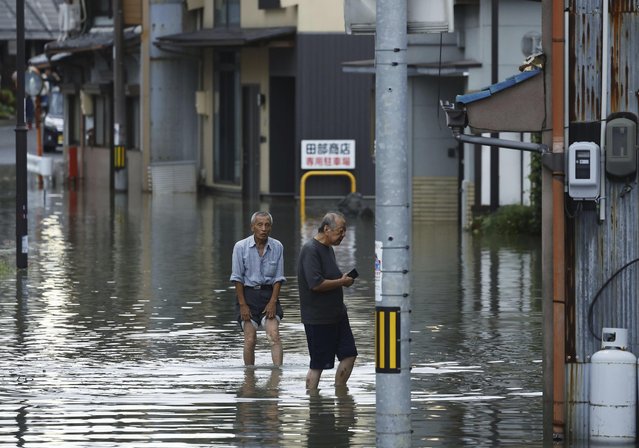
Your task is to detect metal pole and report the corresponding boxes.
[113,0,127,191]
[454,133,548,154]
[35,95,43,188]
[15,0,28,269]
[490,0,499,212]
[375,0,411,445]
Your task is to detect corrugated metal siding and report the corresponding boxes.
[566,363,590,441]
[150,58,198,162]
[0,0,59,40]
[149,161,197,194]
[150,2,198,163]
[296,33,375,197]
[571,0,639,360]
[569,1,639,440]
[569,0,602,123]
[610,1,639,112]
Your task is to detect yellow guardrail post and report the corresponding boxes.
[114,145,126,170]
[300,170,356,221]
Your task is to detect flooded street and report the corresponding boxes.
[0,168,543,447]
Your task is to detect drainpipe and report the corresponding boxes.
[551,0,566,440]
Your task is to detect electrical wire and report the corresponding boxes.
[588,257,639,340]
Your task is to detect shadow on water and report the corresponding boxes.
[0,180,550,446]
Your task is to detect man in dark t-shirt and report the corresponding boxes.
[298,211,358,389]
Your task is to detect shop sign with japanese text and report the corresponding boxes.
[301,140,356,169]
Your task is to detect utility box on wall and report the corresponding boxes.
[605,113,638,180]
[567,141,600,201]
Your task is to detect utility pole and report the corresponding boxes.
[15,0,28,269]
[375,0,411,446]
[113,0,127,191]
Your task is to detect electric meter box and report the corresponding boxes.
[568,141,600,201]
[605,113,637,179]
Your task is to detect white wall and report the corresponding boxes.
[462,0,541,207]
[463,0,541,90]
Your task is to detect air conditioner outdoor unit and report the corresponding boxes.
[345,0,454,35]
[59,2,81,33]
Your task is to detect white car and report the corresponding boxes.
[43,88,63,152]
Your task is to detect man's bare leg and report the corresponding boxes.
[306,368,323,390]
[243,323,257,366]
[334,356,356,386]
[264,318,283,366]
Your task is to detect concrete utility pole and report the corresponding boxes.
[15,0,28,269]
[113,0,127,191]
[374,0,411,446]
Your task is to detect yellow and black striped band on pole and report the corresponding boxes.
[114,145,126,170]
[376,306,400,373]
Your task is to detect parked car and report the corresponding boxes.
[43,88,63,152]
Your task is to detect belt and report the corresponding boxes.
[250,284,273,290]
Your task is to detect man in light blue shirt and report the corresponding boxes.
[230,211,286,366]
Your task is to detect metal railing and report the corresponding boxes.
[299,170,356,221]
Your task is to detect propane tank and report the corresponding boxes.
[589,328,637,442]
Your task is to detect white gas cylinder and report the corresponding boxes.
[589,328,637,442]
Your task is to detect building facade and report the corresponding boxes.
[154,0,375,199]
[40,0,540,225]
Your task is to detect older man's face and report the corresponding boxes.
[326,218,347,246]
[252,215,272,242]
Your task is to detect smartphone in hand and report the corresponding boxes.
[347,268,359,279]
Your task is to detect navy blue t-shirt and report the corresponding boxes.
[298,238,346,324]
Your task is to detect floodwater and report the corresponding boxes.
[0,167,544,447]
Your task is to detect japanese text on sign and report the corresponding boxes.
[301,139,356,169]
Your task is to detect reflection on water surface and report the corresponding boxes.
[0,180,543,446]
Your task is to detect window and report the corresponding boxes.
[67,94,79,145]
[92,0,112,26]
[259,0,281,9]
[93,0,112,17]
[214,51,240,184]
[214,0,240,27]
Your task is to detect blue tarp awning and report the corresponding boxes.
[455,68,542,105]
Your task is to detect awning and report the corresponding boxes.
[29,51,72,69]
[0,0,59,40]
[453,68,545,133]
[155,26,296,48]
[44,27,141,55]
[455,68,542,104]
[342,58,481,76]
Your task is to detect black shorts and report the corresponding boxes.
[236,286,283,330]
[304,314,358,370]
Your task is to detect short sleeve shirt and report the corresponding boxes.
[297,238,346,324]
[230,235,286,286]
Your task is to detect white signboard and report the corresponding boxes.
[301,139,356,170]
[375,240,382,302]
